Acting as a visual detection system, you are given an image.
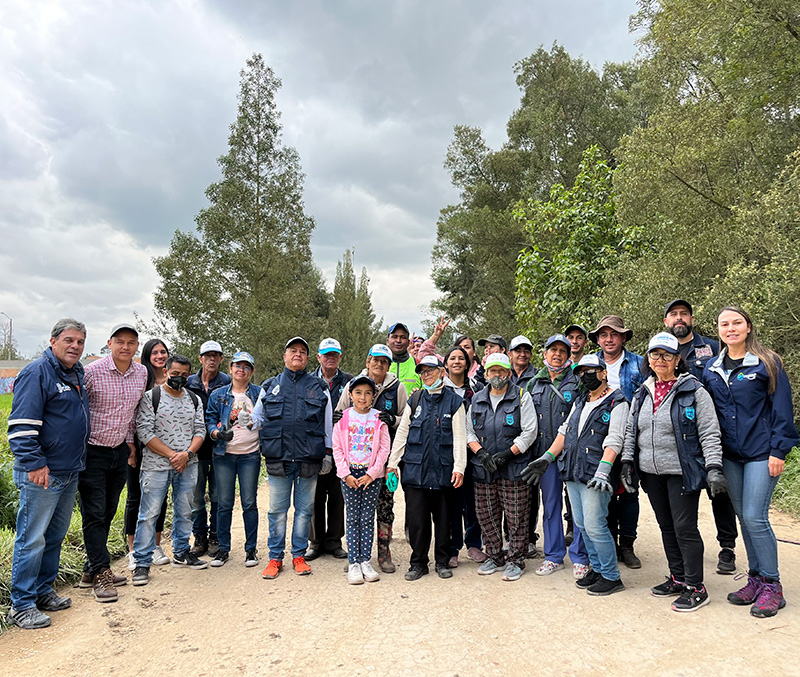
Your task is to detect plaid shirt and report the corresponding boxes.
[84,355,148,447]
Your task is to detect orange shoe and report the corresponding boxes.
[262,559,283,579]
[293,556,311,576]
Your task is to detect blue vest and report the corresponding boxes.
[469,386,529,483]
[401,388,462,490]
[560,388,625,485]
[528,370,580,455]
[258,368,328,463]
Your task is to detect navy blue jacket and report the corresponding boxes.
[681,332,719,380]
[510,363,537,392]
[8,348,90,474]
[205,382,262,456]
[187,368,231,460]
[312,366,353,405]
[528,367,581,455]
[703,351,799,462]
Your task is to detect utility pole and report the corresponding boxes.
[0,312,11,360]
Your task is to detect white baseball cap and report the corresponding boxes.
[368,344,392,360]
[318,338,342,355]
[200,340,223,355]
[647,332,680,355]
[509,335,533,351]
[484,353,511,371]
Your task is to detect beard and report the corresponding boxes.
[669,323,692,339]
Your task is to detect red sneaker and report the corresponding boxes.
[293,556,311,576]
[262,559,283,579]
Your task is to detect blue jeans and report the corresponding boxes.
[267,462,317,561]
[566,480,620,581]
[191,457,217,537]
[11,470,79,610]
[541,463,588,565]
[213,452,261,553]
[133,464,198,565]
[723,459,780,580]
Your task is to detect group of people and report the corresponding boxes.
[5,299,797,630]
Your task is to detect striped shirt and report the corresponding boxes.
[84,355,147,447]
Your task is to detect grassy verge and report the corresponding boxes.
[774,447,800,516]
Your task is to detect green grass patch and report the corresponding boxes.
[774,447,800,517]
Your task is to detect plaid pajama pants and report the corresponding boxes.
[474,477,531,567]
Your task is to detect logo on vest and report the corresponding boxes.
[564,392,572,402]
[685,406,695,421]
[271,384,281,395]
[601,411,611,423]
[414,407,422,419]
[736,372,757,381]
[506,414,514,425]
[385,400,393,410]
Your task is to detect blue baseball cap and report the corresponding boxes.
[574,353,607,373]
[545,334,571,351]
[230,351,255,367]
[387,322,410,336]
[318,338,342,354]
[368,344,393,360]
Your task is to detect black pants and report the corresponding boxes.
[642,472,704,585]
[607,488,639,541]
[449,464,482,556]
[528,483,541,544]
[124,461,167,536]
[708,489,738,549]
[404,486,451,570]
[308,470,345,551]
[78,443,130,575]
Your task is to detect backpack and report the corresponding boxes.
[151,385,201,415]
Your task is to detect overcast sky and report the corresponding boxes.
[0,0,639,357]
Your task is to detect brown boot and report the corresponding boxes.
[93,569,118,603]
[377,523,396,574]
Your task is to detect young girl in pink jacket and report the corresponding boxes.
[332,375,392,585]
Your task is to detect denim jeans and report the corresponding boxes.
[566,480,620,581]
[191,457,217,537]
[133,463,198,565]
[267,462,317,561]
[11,470,79,610]
[723,459,780,580]
[213,452,261,553]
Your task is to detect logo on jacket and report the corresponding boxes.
[601,411,610,423]
[55,382,71,394]
[414,407,422,419]
[736,372,757,381]
[564,392,572,402]
[506,414,514,425]
[271,384,281,395]
[685,407,695,421]
[695,345,713,359]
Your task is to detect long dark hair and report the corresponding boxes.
[141,338,170,390]
[717,306,782,393]
[444,345,471,376]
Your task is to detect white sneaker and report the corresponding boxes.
[573,563,591,580]
[535,560,565,576]
[127,552,136,571]
[347,563,364,585]
[152,545,171,566]
[361,561,380,583]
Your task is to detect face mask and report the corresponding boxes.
[544,355,572,374]
[488,375,510,390]
[167,375,188,391]
[423,377,443,391]
[579,371,603,391]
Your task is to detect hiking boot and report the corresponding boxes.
[716,547,736,575]
[132,566,150,587]
[262,559,283,579]
[152,545,171,566]
[207,532,220,557]
[293,556,311,575]
[751,581,786,618]
[244,549,259,568]
[436,564,454,579]
[727,571,763,605]
[535,560,565,576]
[190,533,208,557]
[618,536,641,569]
[404,566,428,581]
[651,575,684,597]
[36,591,72,612]
[377,523,396,573]
[573,563,590,580]
[576,569,601,589]
[172,551,209,569]
[210,549,229,567]
[78,572,94,588]
[587,576,625,596]
[361,561,380,582]
[93,569,118,603]
[467,547,488,563]
[477,559,503,576]
[671,584,709,612]
[304,547,321,561]
[502,563,524,582]
[7,606,51,629]
[348,563,364,585]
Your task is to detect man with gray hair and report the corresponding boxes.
[6,319,90,629]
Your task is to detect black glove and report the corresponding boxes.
[492,448,515,468]
[215,428,234,442]
[332,410,343,424]
[378,411,396,427]
[620,461,637,493]
[475,448,498,473]
[521,452,554,486]
[707,468,728,497]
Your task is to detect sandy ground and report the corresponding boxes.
[1,482,799,677]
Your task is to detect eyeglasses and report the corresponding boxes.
[232,364,253,372]
[649,352,677,362]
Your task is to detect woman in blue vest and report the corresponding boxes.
[523,354,629,596]
[620,333,726,612]
[703,307,799,618]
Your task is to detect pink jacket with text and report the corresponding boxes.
[332,407,392,480]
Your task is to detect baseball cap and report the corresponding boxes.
[478,334,507,350]
[349,374,376,391]
[230,351,255,367]
[574,354,607,372]
[484,353,511,371]
[564,324,587,338]
[647,332,680,355]
[110,323,138,338]
[545,334,571,351]
[368,344,393,360]
[415,355,444,373]
[200,340,223,355]
[318,338,342,355]
[509,335,533,351]
[284,336,309,352]
[387,322,410,336]
[664,299,693,317]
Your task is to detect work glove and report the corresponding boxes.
[492,448,515,468]
[320,455,334,475]
[378,411,396,427]
[521,452,554,486]
[215,427,234,442]
[332,410,344,424]
[620,461,637,494]
[474,448,498,473]
[707,468,728,497]
[237,409,251,427]
[587,460,614,493]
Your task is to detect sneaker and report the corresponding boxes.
[436,564,454,579]
[447,556,459,569]
[190,533,208,556]
[127,551,136,571]
[348,563,364,585]
[526,542,539,559]
[727,571,763,605]
[152,545,171,566]
[36,591,71,612]
[93,569,118,603]
[717,547,736,575]
[466,547,488,563]
[132,566,150,587]
[535,560,565,576]
[477,559,503,576]
[292,556,311,576]
[502,563,524,581]
[404,566,428,581]
[671,584,709,612]
[651,575,684,597]
[207,532,220,557]
[587,576,625,596]
[361,561,380,583]
[751,581,786,618]
[573,563,590,580]
[262,559,283,579]
[576,569,601,589]
[173,551,209,569]
[6,606,51,629]
[244,549,259,568]
[210,549,229,567]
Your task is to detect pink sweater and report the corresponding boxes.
[331,407,391,480]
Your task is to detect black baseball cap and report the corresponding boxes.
[478,334,507,350]
[664,299,693,317]
[563,324,587,338]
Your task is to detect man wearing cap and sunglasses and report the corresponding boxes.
[306,338,353,561]
[187,340,231,558]
[386,322,423,396]
[474,334,507,386]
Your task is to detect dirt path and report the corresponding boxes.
[1,483,799,676]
